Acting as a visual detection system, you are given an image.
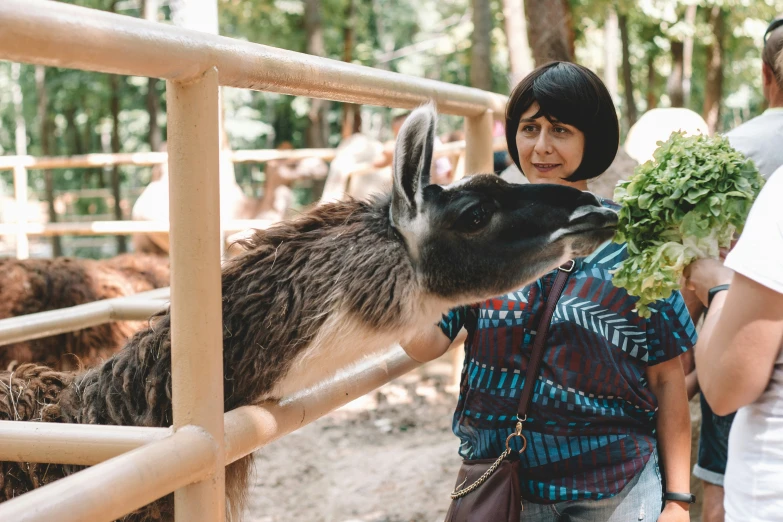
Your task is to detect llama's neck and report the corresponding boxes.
[63,199,421,427]
[220,198,420,408]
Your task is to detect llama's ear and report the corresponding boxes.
[391,103,436,224]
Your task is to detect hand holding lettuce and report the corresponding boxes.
[612,132,764,317]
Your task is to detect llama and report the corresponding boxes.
[0,253,170,371]
[0,105,618,521]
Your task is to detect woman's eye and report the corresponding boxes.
[553,126,568,134]
[520,125,537,133]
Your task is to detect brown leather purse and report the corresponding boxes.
[444,261,574,522]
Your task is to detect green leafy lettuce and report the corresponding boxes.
[612,132,764,317]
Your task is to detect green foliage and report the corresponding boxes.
[612,132,764,317]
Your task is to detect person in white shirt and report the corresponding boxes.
[725,18,783,179]
[684,19,783,522]
[684,163,783,522]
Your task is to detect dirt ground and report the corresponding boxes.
[243,356,705,522]
[243,357,460,522]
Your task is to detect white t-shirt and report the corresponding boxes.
[723,166,783,521]
[725,108,783,180]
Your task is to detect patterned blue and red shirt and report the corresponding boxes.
[440,233,697,503]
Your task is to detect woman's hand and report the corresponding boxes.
[683,258,734,306]
[659,502,690,522]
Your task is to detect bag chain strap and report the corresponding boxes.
[450,448,512,499]
[449,262,573,500]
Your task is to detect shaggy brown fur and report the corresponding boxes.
[0,106,617,521]
[0,254,170,371]
[0,200,413,520]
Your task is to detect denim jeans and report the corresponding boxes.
[519,450,662,521]
[693,392,735,486]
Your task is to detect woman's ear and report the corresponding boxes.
[763,61,775,87]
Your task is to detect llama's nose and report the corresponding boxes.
[575,191,601,209]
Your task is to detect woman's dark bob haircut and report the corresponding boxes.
[505,61,619,182]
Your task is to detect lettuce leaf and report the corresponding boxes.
[612,132,764,317]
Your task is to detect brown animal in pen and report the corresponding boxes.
[0,253,170,371]
[0,106,618,521]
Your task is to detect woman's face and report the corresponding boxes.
[515,103,586,187]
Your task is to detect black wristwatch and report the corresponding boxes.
[663,492,696,504]
[707,284,730,308]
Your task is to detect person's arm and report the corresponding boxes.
[678,281,703,400]
[402,322,466,363]
[647,357,692,522]
[684,367,699,401]
[688,259,783,415]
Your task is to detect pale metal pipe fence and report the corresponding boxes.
[0,149,339,171]
[0,0,502,520]
[0,287,170,347]
[0,218,276,237]
[0,140,505,246]
[0,344,417,469]
[0,140,501,172]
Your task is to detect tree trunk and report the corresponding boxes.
[470,0,493,91]
[146,78,162,151]
[646,53,657,111]
[36,66,62,256]
[304,0,328,148]
[683,3,697,107]
[341,0,361,138]
[502,0,533,84]
[667,40,685,107]
[603,9,619,103]
[142,0,162,152]
[109,74,127,253]
[523,0,573,65]
[618,13,637,127]
[560,0,576,59]
[703,6,725,134]
[64,106,84,155]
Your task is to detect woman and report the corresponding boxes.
[684,164,783,522]
[404,62,694,522]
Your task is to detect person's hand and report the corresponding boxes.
[659,502,690,522]
[678,275,705,322]
[683,258,734,306]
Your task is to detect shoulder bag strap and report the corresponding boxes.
[517,260,574,419]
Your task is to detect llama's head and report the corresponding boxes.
[391,104,618,302]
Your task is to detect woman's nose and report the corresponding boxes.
[534,133,552,155]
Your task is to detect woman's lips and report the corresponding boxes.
[533,163,560,173]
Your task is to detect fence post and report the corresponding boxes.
[12,165,29,259]
[166,67,225,522]
[464,110,494,175]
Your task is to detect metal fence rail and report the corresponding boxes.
[0,0,504,520]
[0,287,170,347]
[0,139,506,248]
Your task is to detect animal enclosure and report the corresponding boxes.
[0,1,504,521]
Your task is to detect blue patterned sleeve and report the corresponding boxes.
[645,290,698,365]
[439,306,470,341]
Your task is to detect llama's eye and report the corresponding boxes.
[457,204,491,232]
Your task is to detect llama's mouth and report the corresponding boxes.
[563,221,618,236]
[553,210,618,243]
